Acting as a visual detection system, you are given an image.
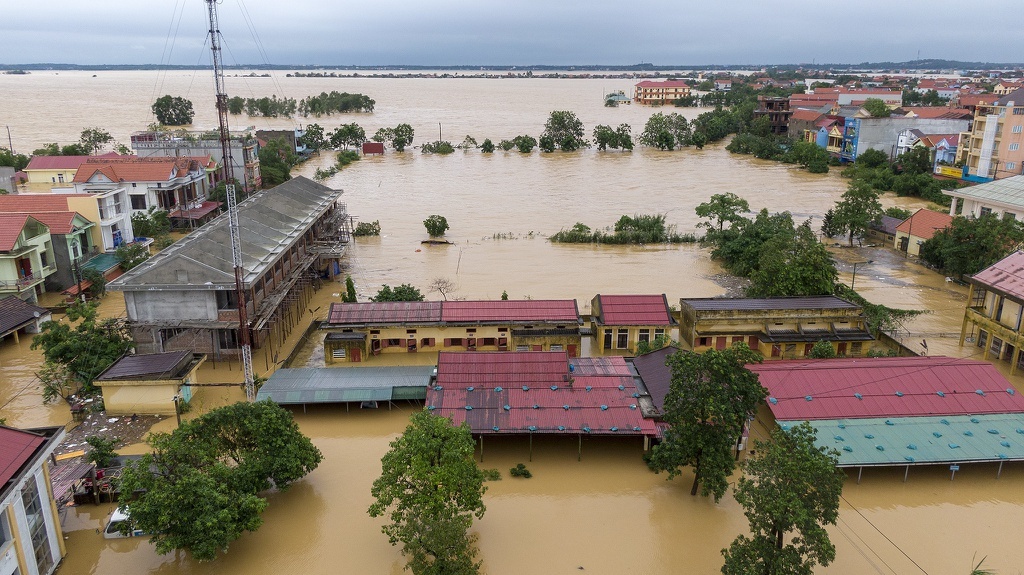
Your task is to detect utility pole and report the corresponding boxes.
[207,0,255,402]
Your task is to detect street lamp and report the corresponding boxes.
[851,260,873,290]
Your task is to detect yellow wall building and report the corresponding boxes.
[679,296,874,359]
[323,300,583,364]
[95,351,204,415]
[960,250,1024,374]
[590,294,677,355]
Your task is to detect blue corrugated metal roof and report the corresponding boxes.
[779,414,1024,467]
[257,366,434,404]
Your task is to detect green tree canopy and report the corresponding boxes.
[31,301,133,393]
[0,147,30,171]
[646,344,766,501]
[696,192,750,236]
[832,180,883,246]
[371,284,425,302]
[372,123,415,152]
[920,213,1024,277]
[258,137,298,188]
[151,95,195,126]
[592,124,634,151]
[369,410,487,575]
[862,98,891,118]
[117,401,322,561]
[542,110,588,151]
[300,123,326,153]
[808,340,837,359]
[640,112,691,150]
[722,422,844,575]
[423,214,449,237]
[330,123,367,149]
[747,220,837,298]
[78,127,114,155]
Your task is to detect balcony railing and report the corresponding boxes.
[0,273,43,291]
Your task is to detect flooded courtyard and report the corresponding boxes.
[0,71,1021,573]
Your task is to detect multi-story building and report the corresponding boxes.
[0,425,66,575]
[753,97,792,135]
[71,156,213,223]
[590,294,676,355]
[0,215,56,302]
[0,196,98,292]
[632,80,691,105]
[322,299,583,364]
[956,88,1024,180]
[943,175,1024,219]
[679,296,874,359]
[130,129,261,192]
[960,250,1024,374]
[0,191,132,255]
[109,176,347,358]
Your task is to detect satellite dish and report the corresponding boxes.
[33,311,40,318]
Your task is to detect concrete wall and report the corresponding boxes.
[858,117,971,158]
[125,290,218,322]
[44,236,74,292]
[595,325,675,354]
[99,382,181,416]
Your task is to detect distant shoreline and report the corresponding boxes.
[1,59,1022,73]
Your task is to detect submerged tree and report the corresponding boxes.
[832,180,883,246]
[371,284,425,302]
[117,401,323,561]
[31,301,132,395]
[151,95,195,126]
[722,422,844,575]
[696,192,750,237]
[542,110,588,151]
[646,344,766,501]
[369,410,487,575]
[423,214,450,237]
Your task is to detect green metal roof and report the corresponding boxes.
[257,366,433,405]
[944,175,1024,207]
[778,414,1024,467]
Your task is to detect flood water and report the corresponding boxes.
[1,71,1022,574]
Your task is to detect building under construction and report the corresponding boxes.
[108,176,348,359]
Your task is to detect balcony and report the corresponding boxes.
[0,272,44,292]
[98,204,125,221]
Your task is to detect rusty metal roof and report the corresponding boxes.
[681,296,859,312]
[95,351,192,381]
[594,294,675,326]
[327,301,442,324]
[970,250,1024,300]
[429,352,657,436]
[442,300,580,323]
[752,356,1024,421]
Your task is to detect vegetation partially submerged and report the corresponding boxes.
[550,214,697,244]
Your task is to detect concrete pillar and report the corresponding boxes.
[949,197,957,216]
[1011,344,1022,376]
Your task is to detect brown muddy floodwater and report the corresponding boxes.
[1,72,1022,573]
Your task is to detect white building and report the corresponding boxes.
[944,175,1024,219]
[0,426,66,575]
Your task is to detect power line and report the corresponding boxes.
[840,494,930,574]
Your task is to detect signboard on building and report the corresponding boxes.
[935,165,963,179]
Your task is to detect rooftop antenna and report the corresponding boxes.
[207,0,255,402]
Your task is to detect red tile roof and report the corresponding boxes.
[751,356,1024,420]
[634,80,690,88]
[594,294,674,325]
[0,194,73,212]
[895,209,953,241]
[73,157,199,184]
[441,300,579,323]
[428,352,658,436]
[168,201,222,219]
[790,109,825,122]
[902,107,973,120]
[0,214,34,251]
[16,211,84,235]
[327,301,442,324]
[23,152,124,172]
[971,250,1024,299]
[0,426,45,489]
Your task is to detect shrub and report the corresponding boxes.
[353,220,381,237]
[86,436,120,468]
[509,463,532,478]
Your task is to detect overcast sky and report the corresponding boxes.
[2,0,1022,67]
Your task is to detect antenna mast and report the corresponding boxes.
[207,0,255,401]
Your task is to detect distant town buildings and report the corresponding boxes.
[632,80,691,105]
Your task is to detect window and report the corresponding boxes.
[638,329,650,343]
[406,329,417,334]
[550,344,563,351]
[466,328,476,334]
[1010,143,1020,151]
[1005,212,1017,221]
[0,508,10,548]
[616,329,629,349]
[981,207,993,217]
[1009,163,1018,172]
[851,342,863,355]
[420,338,435,347]
[130,195,147,210]
[1013,125,1023,133]
[654,328,665,338]
[603,330,613,349]
[516,345,530,351]
[1014,107,1024,115]
[22,477,53,574]
[370,330,380,335]
[697,336,712,347]
[386,338,402,347]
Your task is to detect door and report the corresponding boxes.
[351,348,361,363]
[532,345,543,351]
[837,342,847,356]
[567,344,578,357]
